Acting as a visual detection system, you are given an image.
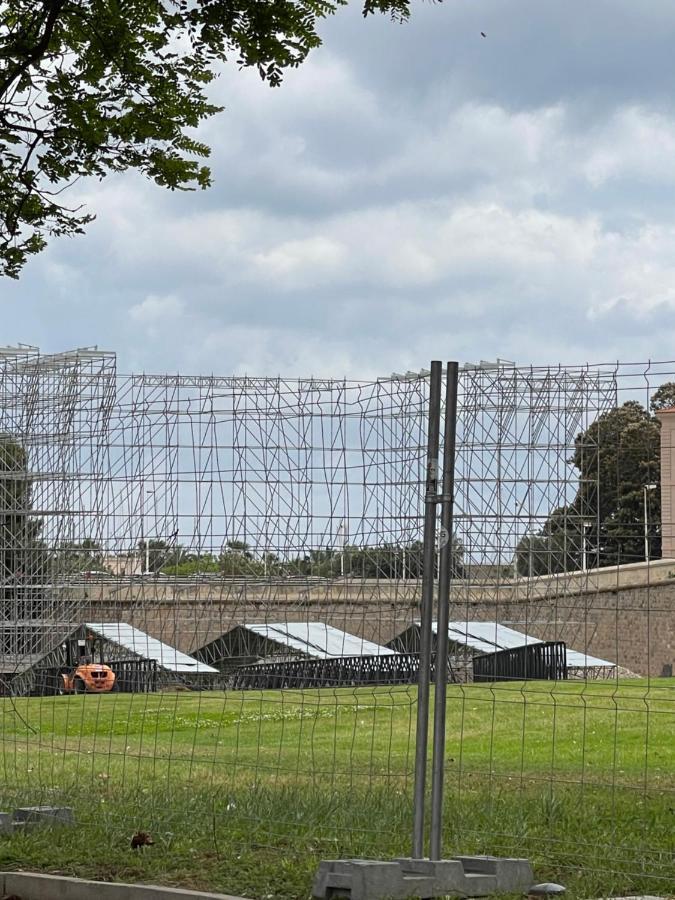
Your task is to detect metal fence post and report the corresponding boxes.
[412,360,442,859]
[429,361,459,860]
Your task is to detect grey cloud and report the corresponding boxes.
[322,1,675,114]
[5,1,675,376]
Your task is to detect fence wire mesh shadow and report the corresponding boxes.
[0,347,672,899]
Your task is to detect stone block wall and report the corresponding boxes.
[77,576,675,678]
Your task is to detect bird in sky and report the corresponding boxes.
[481,32,487,38]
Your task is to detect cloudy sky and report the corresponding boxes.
[4,0,675,377]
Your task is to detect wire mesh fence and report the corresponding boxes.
[0,346,673,898]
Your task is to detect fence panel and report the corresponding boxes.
[0,348,672,898]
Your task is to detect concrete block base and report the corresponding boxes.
[0,812,12,835]
[455,855,534,892]
[395,858,470,895]
[313,861,407,900]
[13,805,75,828]
[313,854,533,899]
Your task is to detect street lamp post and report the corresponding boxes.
[643,483,657,563]
[139,502,145,576]
[435,523,450,580]
[140,487,155,575]
[581,520,593,572]
[336,519,346,577]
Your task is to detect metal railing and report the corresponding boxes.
[473,641,568,682]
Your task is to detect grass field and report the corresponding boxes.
[0,679,673,899]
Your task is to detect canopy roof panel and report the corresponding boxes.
[86,623,219,674]
[429,620,616,669]
[243,622,396,660]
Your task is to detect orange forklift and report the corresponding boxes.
[57,631,117,694]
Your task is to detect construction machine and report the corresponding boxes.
[57,634,117,694]
[59,661,116,694]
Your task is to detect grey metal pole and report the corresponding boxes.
[640,484,656,565]
[582,525,588,572]
[429,361,459,860]
[412,360,443,859]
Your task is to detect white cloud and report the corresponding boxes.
[252,236,347,286]
[581,106,675,187]
[129,294,185,325]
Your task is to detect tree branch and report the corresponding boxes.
[0,0,67,101]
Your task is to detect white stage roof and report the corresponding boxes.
[86,623,219,674]
[243,622,396,660]
[430,620,615,669]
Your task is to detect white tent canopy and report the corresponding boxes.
[86,623,219,675]
[242,622,396,660]
[429,620,615,670]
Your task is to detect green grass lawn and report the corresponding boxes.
[0,679,673,899]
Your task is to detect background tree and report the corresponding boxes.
[288,538,464,579]
[160,540,271,577]
[573,401,660,567]
[138,537,185,574]
[515,397,662,575]
[515,507,583,577]
[218,540,265,576]
[161,551,220,577]
[0,0,412,278]
[58,537,106,574]
[650,381,675,413]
